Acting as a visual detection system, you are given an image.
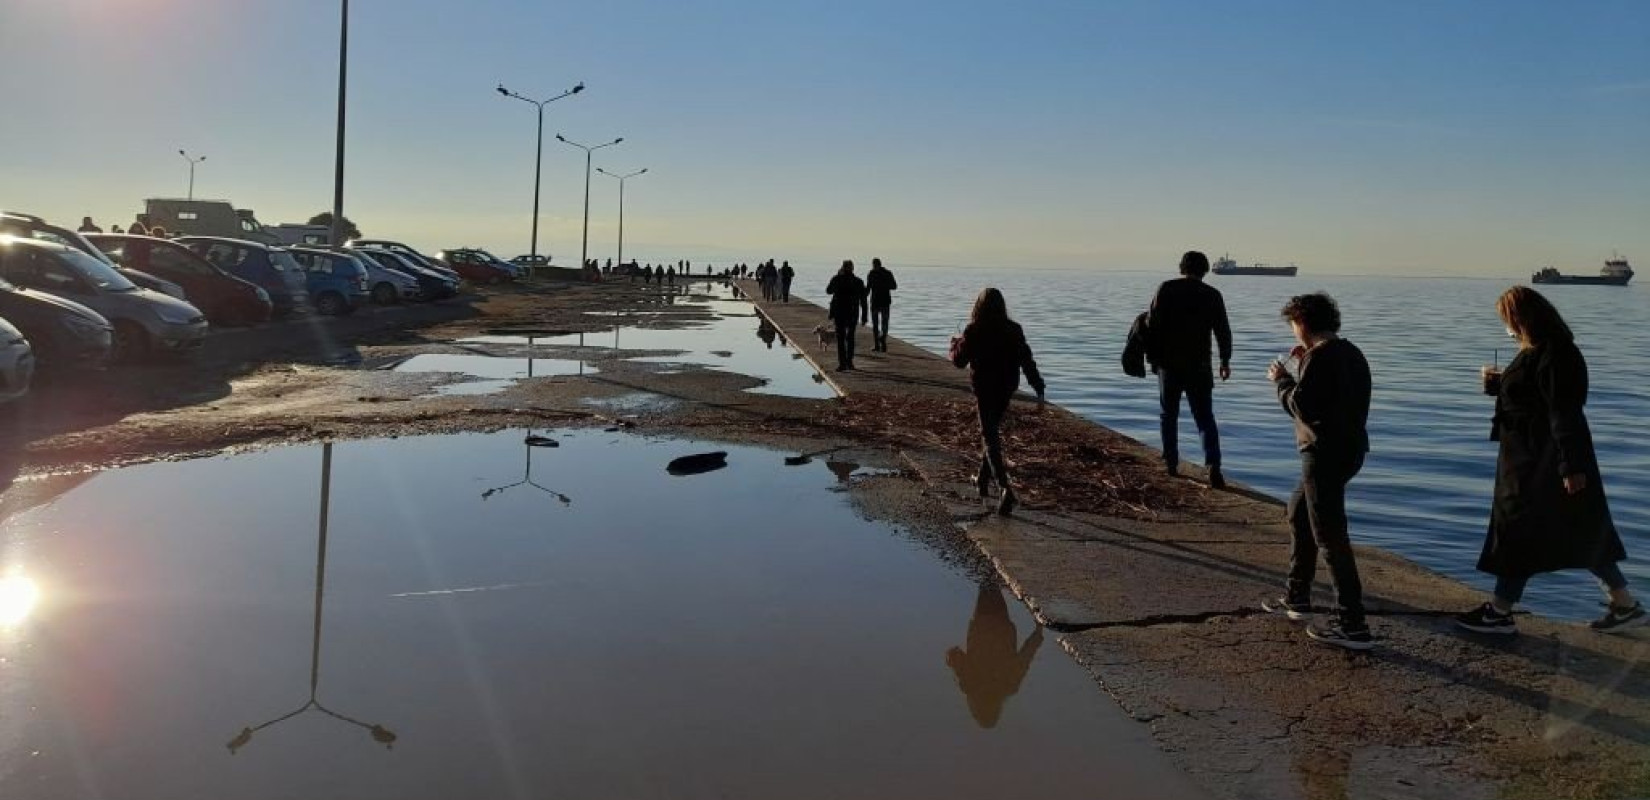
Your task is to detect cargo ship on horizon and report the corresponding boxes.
[1531,255,1633,286]
[1212,255,1298,277]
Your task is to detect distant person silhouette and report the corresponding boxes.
[644,265,654,284]
[946,583,1043,728]
[1145,250,1233,487]
[779,261,794,302]
[149,225,169,238]
[824,260,868,371]
[129,218,150,236]
[667,266,676,284]
[78,217,102,233]
[950,288,1045,516]
[866,257,897,351]
[110,224,124,234]
[1455,286,1641,635]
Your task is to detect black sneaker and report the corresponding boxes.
[1455,603,1517,635]
[1591,603,1648,634]
[1261,596,1311,621]
[1306,620,1375,651]
[1208,467,1226,489]
[1165,463,1180,478]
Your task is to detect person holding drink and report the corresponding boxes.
[1456,286,1642,634]
[951,288,1045,517]
[1261,292,1375,650]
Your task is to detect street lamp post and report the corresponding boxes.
[596,167,647,270]
[555,134,622,273]
[330,0,349,246]
[496,82,584,262]
[178,150,206,200]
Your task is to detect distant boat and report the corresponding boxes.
[1531,255,1633,286]
[1212,254,1298,277]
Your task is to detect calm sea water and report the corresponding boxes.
[803,268,1650,620]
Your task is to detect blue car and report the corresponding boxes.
[286,248,371,315]
[177,236,310,316]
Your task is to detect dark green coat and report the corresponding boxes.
[1478,341,1625,577]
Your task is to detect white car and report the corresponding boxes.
[0,316,35,404]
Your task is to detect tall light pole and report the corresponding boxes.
[556,134,622,272]
[596,167,646,269]
[330,0,349,245]
[177,150,206,200]
[497,82,584,262]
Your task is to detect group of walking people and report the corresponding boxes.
[821,258,899,370]
[939,249,1639,651]
[754,260,795,302]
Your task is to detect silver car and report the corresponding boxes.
[0,316,33,404]
[0,239,208,361]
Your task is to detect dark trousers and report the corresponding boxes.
[1493,562,1629,605]
[871,303,891,348]
[976,389,1013,490]
[1158,369,1220,468]
[781,277,792,302]
[1286,449,1367,626]
[834,318,858,368]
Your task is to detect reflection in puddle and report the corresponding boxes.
[392,353,594,396]
[0,431,1199,799]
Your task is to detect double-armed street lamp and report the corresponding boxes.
[177,150,206,200]
[595,167,647,270]
[556,134,622,273]
[496,82,584,261]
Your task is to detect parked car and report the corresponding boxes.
[0,239,207,361]
[434,248,516,285]
[352,249,456,300]
[0,316,34,404]
[510,254,550,267]
[475,250,523,279]
[0,267,112,371]
[0,210,187,300]
[176,236,310,317]
[349,239,462,283]
[284,247,370,315]
[293,246,413,305]
[88,234,273,326]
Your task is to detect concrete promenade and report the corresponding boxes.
[737,280,1650,800]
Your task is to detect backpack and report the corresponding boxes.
[1122,312,1151,378]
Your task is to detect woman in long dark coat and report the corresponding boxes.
[1456,286,1641,634]
[950,288,1045,516]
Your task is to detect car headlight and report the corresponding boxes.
[157,305,204,326]
[64,315,111,338]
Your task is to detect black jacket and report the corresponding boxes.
[1479,341,1624,577]
[825,273,868,322]
[951,319,1044,397]
[1145,278,1232,374]
[866,266,898,306]
[1272,337,1371,456]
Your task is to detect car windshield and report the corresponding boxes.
[59,248,138,291]
[270,251,300,272]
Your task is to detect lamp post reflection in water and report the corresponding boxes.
[482,430,572,505]
[945,582,1044,729]
[227,442,399,754]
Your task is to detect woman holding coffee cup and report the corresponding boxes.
[1456,286,1642,634]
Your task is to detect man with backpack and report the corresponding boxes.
[1144,251,1233,488]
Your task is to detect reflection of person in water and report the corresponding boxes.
[757,319,777,349]
[946,583,1043,728]
[825,459,858,484]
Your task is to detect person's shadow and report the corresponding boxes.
[946,583,1044,729]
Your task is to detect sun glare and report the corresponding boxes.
[0,574,42,626]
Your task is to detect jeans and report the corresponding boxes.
[834,318,858,368]
[1286,449,1366,626]
[1159,369,1221,468]
[782,278,792,302]
[976,389,1013,490]
[871,304,891,347]
[1493,562,1630,605]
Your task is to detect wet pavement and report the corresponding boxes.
[0,430,1205,800]
[390,353,596,396]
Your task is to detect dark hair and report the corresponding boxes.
[872,257,882,268]
[970,287,1009,326]
[839,259,854,274]
[1179,251,1210,277]
[1280,292,1341,334]
[1497,285,1573,346]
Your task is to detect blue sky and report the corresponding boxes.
[2,0,1647,274]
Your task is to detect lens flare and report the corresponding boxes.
[0,574,41,626]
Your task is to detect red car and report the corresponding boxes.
[88,234,274,326]
[434,248,516,285]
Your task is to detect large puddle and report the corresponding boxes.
[391,353,596,396]
[462,287,836,400]
[0,431,1201,799]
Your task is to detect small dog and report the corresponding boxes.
[812,324,833,350]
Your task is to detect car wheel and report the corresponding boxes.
[316,292,346,316]
[111,321,149,363]
[372,283,398,305]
